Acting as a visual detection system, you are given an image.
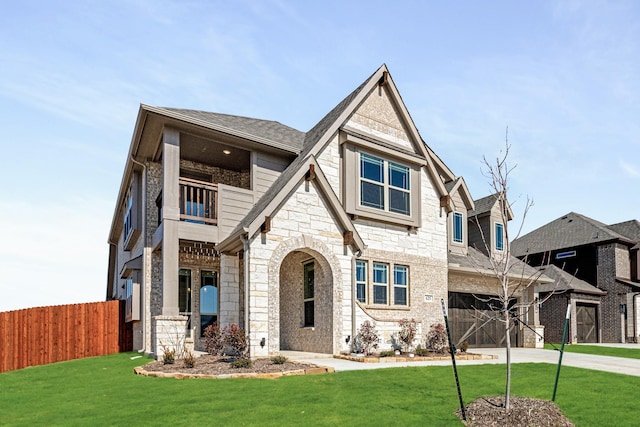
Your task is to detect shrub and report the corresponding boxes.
[271,355,288,365]
[356,321,380,356]
[183,349,196,368]
[426,323,449,354]
[379,350,396,357]
[459,341,469,353]
[203,323,224,356]
[224,324,248,358]
[414,348,430,356]
[161,347,176,365]
[398,318,418,352]
[231,358,252,369]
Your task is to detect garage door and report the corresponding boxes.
[448,292,518,348]
[576,304,598,343]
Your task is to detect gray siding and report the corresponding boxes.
[217,184,255,240]
[252,152,290,198]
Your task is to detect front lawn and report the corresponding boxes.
[1,353,638,426]
[545,343,640,359]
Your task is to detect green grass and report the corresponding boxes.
[1,353,639,426]
[545,343,640,359]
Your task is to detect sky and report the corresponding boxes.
[0,0,638,312]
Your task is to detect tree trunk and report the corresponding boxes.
[504,309,511,409]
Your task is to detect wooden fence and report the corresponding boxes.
[0,300,132,373]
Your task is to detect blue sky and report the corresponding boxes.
[1,0,638,312]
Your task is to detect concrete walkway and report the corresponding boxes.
[283,344,640,377]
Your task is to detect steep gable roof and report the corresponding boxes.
[512,212,635,257]
[445,177,475,211]
[217,155,365,253]
[468,193,514,220]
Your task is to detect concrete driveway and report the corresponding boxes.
[285,344,640,377]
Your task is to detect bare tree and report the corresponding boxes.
[469,130,557,409]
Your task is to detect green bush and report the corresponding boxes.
[271,355,288,365]
[231,358,252,369]
[378,350,396,357]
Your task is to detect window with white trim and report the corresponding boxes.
[360,261,409,307]
[372,262,388,305]
[495,222,504,251]
[393,265,408,306]
[356,260,367,303]
[359,153,410,216]
[452,212,464,244]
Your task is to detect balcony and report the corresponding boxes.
[179,178,218,225]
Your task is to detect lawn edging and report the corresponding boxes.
[133,364,334,380]
[334,352,498,363]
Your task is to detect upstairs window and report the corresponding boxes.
[359,153,410,216]
[123,190,133,239]
[453,212,464,244]
[495,223,504,251]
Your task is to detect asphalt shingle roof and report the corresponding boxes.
[448,247,544,279]
[161,108,306,153]
[535,264,606,295]
[608,220,640,250]
[468,194,498,218]
[511,212,634,257]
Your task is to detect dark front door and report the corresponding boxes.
[576,304,598,343]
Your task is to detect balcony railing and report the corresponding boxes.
[179,178,218,225]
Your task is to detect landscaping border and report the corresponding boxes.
[133,364,334,380]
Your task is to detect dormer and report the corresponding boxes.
[445,177,474,255]
[468,193,513,257]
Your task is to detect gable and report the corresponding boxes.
[345,84,414,151]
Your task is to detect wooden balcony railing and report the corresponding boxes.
[179,178,217,225]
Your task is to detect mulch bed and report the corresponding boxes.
[137,355,328,379]
[458,396,575,426]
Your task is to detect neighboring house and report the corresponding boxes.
[512,213,640,343]
[446,193,550,348]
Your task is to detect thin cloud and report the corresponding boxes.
[620,160,640,177]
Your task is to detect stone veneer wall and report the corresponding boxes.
[180,159,250,189]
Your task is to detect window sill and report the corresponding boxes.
[363,305,411,311]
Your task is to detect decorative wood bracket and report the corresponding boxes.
[343,231,354,246]
[440,195,451,208]
[261,216,271,233]
[305,164,316,181]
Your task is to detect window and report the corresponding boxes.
[359,153,410,216]
[495,223,504,251]
[179,269,192,314]
[303,262,314,327]
[393,265,408,306]
[200,271,218,337]
[453,212,463,244]
[356,260,367,303]
[372,262,388,305]
[123,190,133,239]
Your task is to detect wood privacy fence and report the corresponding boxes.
[0,300,132,373]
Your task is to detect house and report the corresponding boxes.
[445,193,550,348]
[512,213,640,343]
[107,64,546,358]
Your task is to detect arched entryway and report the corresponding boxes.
[278,250,333,353]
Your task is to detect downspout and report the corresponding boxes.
[240,232,250,351]
[351,249,363,353]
